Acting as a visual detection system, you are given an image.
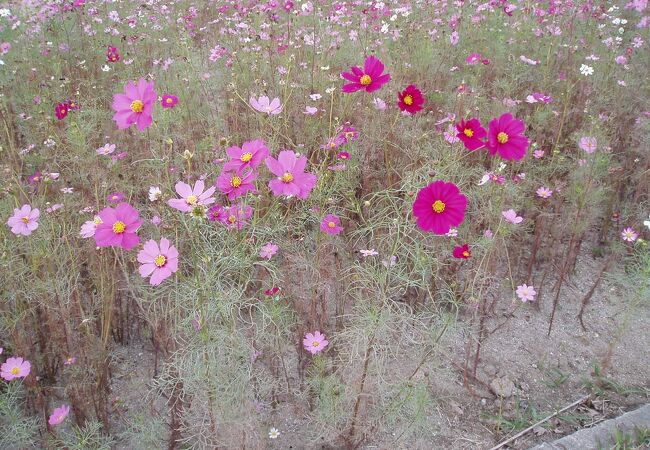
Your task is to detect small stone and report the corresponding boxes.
[490,376,516,398]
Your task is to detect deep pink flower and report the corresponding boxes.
[106,46,120,63]
[412,181,468,235]
[0,357,31,381]
[456,118,487,151]
[397,85,425,114]
[107,191,125,204]
[320,214,343,235]
[486,113,529,161]
[7,205,40,236]
[341,55,391,93]
[216,168,258,200]
[94,203,143,250]
[217,204,253,230]
[48,405,70,426]
[111,78,157,131]
[137,238,179,286]
[161,94,178,109]
[452,243,471,259]
[27,171,43,184]
[168,180,216,212]
[265,151,317,199]
[466,52,482,65]
[303,331,328,355]
[55,102,69,120]
[223,139,269,172]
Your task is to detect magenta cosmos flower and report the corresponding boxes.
[161,94,178,109]
[216,168,258,200]
[168,180,217,213]
[223,139,270,171]
[1,356,31,381]
[94,203,143,250]
[216,204,253,230]
[303,331,329,355]
[48,405,70,426]
[320,214,343,235]
[111,78,157,131]
[341,55,391,93]
[486,113,529,161]
[412,181,468,235]
[137,238,179,286]
[397,85,425,114]
[265,151,317,199]
[456,118,487,151]
[6,204,40,236]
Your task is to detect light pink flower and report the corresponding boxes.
[168,180,216,212]
[621,227,638,242]
[502,209,524,224]
[536,187,553,199]
[516,284,536,302]
[250,95,282,115]
[97,143,116,155]
[1,356,31,381]
[6,204,40,236]
[578,136,597,153]
[137,238,179,286]
[80,215,102,238]
[303,331,329,355]
[48,405,70,426]
[303,106,318,115]
[260,242,279,259]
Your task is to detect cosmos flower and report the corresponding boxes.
[536,187,553,198]
[502,209,524,224]
[265,151,317,199]
[0,356,31,381]
[341,55,391,93]
[97,143,116,155]
[94,203,143,250]
[516,284,536,302]
[223,139,270,172]
[48,405,70,426]
[161,94,178,109]
[260,242,279,259]
[216,168,258,201]
[168,180,216,212]
[137,238,179,286]
[55,102,69,120]
[452,243,471,259]
[111,78,157,131]
[80,215,102,238]
[107,191,125,204]
[106,46,120,62]
[320,214,343,235]
[578,136,597,154]
[456,118,487,151]
[217,204,253,230]
[6,204,40,236]
[303,331,329,354]
[397,84,425,114]
[268,428,280,439]
[250,95,282,115]
[412,181,468,235]
[621,227,638,242]
[486,113,529,161]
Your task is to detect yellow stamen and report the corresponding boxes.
[228,215,237,223]
[328,221,336,228]
[166,98,174,104]
[432,200,446,213]
[281,172,294,183]
[21,216,30,223]
[462,250,470,258]
[241,152,253,162]
[359,74,372,86]
[497,132,509,144]
[154,255,166,267]
[186,195,198,205]
[130,100,144,113]
[11,367,19,375]
[403,95,413,105]
[230,176,242,188]
[463,128,474,138]
[94,217,103,225]
[312,341,320,347]
[112,221,126,233]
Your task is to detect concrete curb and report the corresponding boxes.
[528,404,650,450]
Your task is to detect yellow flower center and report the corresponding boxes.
[360,74,372,86]
[463,128,474,138]
[462,250,471,258]
[154,254,167,267]
[94,217,103,225]
[186,195,198,205]
[166,98,174,104]
[21,216,30,223]
[228,215,237,223]
[432,200,446,213]
[130,99,144,113]
[11,367,19,375]
[312,341,320,347]
[112,221,126,233]
[497,132,509,144]
[241,152,253,162]
[281,172,294,183]
[403,95,413,105]
[230,176,242,188]
[328,221,336,228]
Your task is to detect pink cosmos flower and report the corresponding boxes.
[137,238,179,286]
[107,192,125,204]
[48,405,70,426]
[456,118,487,151]
[63,356,77,366]
[303,106,318,115]
[502,209,524,224]
[578,136,597,154]
[341,56,391,93]
[516,284,536,302]
[303,331,329,355]
[397,84,425,114]
[320,214,343,235]
[486,113,529,161]
[533,149,545,159]
[168,180,217,212]
[94,203,143,250]
[97,143,116,155]
[412,181,468,235]
[373,97,387,110]
[111,78,157,131]
[0,357,31,381]
[260,242,279,259]
[80,215,102,238]
[217,204,253,230]
[621,227,638,242]
[536,187,553,198]
[223,139,269,172]
[250,95,282,115]
[466,52,482,65]
[216,168,258,200]
[6,204,40,236]
[452,243,471,259]
[161,94,178,109]
[265,151,317,199]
